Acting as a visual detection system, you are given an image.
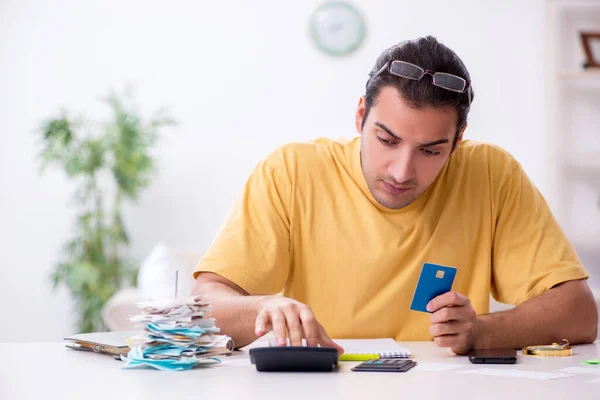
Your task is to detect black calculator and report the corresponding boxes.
[351,358,417,372]
[249,346,339,372]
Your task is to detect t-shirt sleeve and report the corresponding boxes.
[491,161,589,305]
[193,158,291,295]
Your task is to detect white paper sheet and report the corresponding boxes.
[557,367,600,375]
[63,331,140,348]
[266,337,411,356]
[415,362,465,371]
[459,368,575,380]
[333,338,411,355]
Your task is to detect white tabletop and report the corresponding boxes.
[1,341,599,400]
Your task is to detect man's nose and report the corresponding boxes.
[388,149,416,184]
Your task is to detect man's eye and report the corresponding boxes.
[377,136,395,146]
[421,148,440,156]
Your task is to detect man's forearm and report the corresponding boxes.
[192,281,268,349]
[474,279,598,349]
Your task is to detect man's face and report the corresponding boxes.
[355,86,464,209]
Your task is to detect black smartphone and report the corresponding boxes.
[468,348,517,364]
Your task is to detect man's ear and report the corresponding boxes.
[451,123,467,154]
[355,96,367,134]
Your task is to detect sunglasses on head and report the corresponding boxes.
[367,60,472,107]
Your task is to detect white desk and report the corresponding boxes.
[1,341,599,400]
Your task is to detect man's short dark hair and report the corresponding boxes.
[363,36,474,149]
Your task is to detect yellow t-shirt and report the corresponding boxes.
[194,137,588,341]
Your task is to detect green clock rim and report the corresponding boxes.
[309,1,366,57]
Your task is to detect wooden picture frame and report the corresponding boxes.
[580,32,600,68]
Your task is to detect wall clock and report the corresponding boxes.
[309,2,366,57]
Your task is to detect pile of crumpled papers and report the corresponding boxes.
[122,295,234,371]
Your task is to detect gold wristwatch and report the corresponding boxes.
[522,339,572,356]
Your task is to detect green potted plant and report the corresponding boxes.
[37,88,175,333]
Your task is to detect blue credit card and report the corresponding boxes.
[410,263,457,313]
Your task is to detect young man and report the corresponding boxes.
[192,36,597,355]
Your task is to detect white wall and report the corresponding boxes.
[0,0,547,342]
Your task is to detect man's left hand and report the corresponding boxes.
[427,291,479,355]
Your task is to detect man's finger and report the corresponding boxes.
[299,307,319,347]
[281,307,303,347]
[317,325,344,355]
[427,291,469,312]
[255,310,271,337]
[433,334,471,355]
[271,309,288,346]
[429,305,464,324]
[429,321,464,337]
[433,334,459,348]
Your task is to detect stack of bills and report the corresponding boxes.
[122,295,233,371]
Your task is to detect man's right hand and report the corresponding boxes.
[255,296,344,354]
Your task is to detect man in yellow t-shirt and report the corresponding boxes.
[193,36,597,355]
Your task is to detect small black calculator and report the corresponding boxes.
[351,358,417,372]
